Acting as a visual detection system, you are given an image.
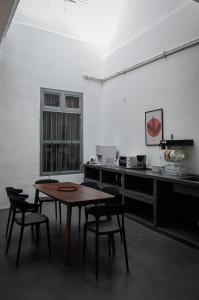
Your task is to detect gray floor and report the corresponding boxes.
[1,204,199,300]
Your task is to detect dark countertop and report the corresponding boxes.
[84,164,199,187]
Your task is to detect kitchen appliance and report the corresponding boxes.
[119,155,137,168]
[89,156,97,164]
[136,155,147,170]
[96,145,117,165]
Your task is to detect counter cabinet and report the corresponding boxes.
[84,164,199,249]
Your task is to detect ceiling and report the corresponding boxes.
[13,0,192,55]
[14,0,125,46]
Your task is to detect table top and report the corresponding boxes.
[34,182,114,206]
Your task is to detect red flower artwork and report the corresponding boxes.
[145,109,163,145]
[147,117,161,137]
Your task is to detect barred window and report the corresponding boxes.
[40,88,83,175]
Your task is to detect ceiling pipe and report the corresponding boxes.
[83,38,199,83]
[83,75,103,83]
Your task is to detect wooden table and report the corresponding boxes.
[33,182,114,266]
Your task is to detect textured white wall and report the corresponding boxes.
[101,3,199,171]
[0,23,102,208]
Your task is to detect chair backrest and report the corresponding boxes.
[9,194,29,211]
[86,204,126,220]
[5,187,23,197]
[35,179,59,185]
[5,187,26,205]
[100,186,119,196]
[35,179,59,202]
[100,186,121,204]
[81,181,98,189]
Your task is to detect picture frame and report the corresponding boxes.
[145,109,163,146]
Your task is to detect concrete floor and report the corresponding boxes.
[1,204,199,300]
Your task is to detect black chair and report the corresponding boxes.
[100,186,120,203]
[83,204,129,280]
[6,194,51,266]
[34,179,62,224]
[5,187,29,237]
[78,181,98,233]
[100,186,122,239]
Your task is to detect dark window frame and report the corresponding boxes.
[40,88,83,176]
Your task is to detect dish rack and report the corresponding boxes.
[163,161,189,176]
[159,139,194,176]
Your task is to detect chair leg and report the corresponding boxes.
[36,224,40,248]
[6,214,15,254]
[16,226,24,266]
[95,233,99,280]
[78,206,82,234]
[46,220,51,256]
[59,202,62,225]
[122,229,129,273]
[110,234,116,255]
[39,202,42,213]
[31,225,34,235]
[108,234,111,258]
[117,215,123,242]
[6,207,12,237]
[82,225,87,262]
[55,201,57,220]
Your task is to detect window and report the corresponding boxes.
[40,88,83,175]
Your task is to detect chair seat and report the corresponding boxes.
[38,196,55,203]
[85,220,120,234]
[15,213,48,225]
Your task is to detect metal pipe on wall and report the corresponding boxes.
[83,38,199,83]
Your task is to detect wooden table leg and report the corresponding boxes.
[64,205,72,266]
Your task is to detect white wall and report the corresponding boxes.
[0,1,199,209]
[0,22,102,208]
[103,0,189,56]
[101,2,199,171]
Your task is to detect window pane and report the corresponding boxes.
[65,96,79,108]
[43,111,53,141]
[42,144,52,173]
[42,111,81,173]
[42,143,80,172]
[62,144,80,171]
[44,93,60,106]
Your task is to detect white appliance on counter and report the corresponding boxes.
[96,145,117,165]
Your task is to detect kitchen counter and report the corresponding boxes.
[84,164,199,249]
[85,163,199,187]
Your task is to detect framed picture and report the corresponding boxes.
[145,109,163,146]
